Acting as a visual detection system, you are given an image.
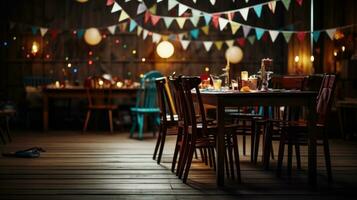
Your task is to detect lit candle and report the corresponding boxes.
[241,71,249,81]
[55,81,60,88]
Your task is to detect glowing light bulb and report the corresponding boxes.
[141,58,146,62]
[342,46,346,52]
[132,50,137,55]
[98,80,104,86]
[310,55,315,62]
[333,51,338,57]
[67,63,72,68]
[294,56,300,63]
[205,67,210,72]
[31,41,39,55]
[140,74,144,78]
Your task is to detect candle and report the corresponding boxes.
[55,81,60,88]
[241,71,248,81]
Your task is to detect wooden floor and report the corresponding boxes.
[1,131,357,200]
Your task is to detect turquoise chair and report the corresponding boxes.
[130,71,163,139]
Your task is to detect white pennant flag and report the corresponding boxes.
[178,4,189,16]
[180,40,190,50]
[137,26,143,36]
[176,18,186,29]
[152,33,161,43]
[268,2,277,13]
[157,0,164,2]
[191,9,201,17]
[218,18,229,31]
[143,29,148,40]
[210,0,216,5]
[163,17,174,28]
[203,41,213,51]
[40,27,48,36]
[225,40,234,47]
[107,25,116,35]
[239,8,249,21]
[193,0,197,3]
[269,30,279,42]
[118,10,129,22]
[242,25,251,37]
[137,3,147,15]
[111,2,121,13]
[190,16,200,27]
[168,0,178,11]
[326,28,336,40]
[125,0,131,2]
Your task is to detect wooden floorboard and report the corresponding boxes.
[1,131,357,199]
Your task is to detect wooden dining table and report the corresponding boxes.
[42,87,138,131]
[198,89,318,186]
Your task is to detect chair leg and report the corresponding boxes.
[277,132,286,177]
[157,126,167,164]
[4,116,12,143]
[227,135,235,179]
[232,134,241,183]
[194,149,198,159]
[263,122,272,170]
[83,110,91,132]
[204,148,208,165]
[137,114,144,140]
[108,110,114,133]
[242,135,246,156]
[295,144,301,170]
[0,125,6,144]
[210,146,216,170]
[287,140,293,177]
[253,122,261,164]
[178,136,190,178]
[250,119,256,162]
[171,127,182,172]
[130,113,137,138]
[323,134,333,182]
[224,148,230,178]
[153,125,162,160]
[182,143,196,183]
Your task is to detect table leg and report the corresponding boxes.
[216,102,225,186]
[43,95,49,131]
[307,100,317,185]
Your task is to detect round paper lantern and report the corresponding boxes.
[84,28,102,46]
[225,46,243,64]
[156,41,174,58]
[76,0,89,3]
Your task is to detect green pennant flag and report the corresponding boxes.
[248,35,256,44]
[163,17,174,28]
[149,4,157,14]
[282,32,293,43]
[282,0,291,10]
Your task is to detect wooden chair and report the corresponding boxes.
[83,76,117,132]
[276,74,336,182]
[0,107,16,144]
[130,71,163,140]
[153,77,180,164]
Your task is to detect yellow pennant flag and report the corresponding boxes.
[201,26,209,35]
[149,4,157,14]
[214,41,223,50]
[176,18,186,29]
[230,22,241,35]
[119,10,129,22]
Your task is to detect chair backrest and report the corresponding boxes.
[169,76,185,122]
[155,77,175,122]
[316,74,336,124]
[85,76,113,107]
[181,76,207,139]
[271,75,306,90]
[135,71,163,108]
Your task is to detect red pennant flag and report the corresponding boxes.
[262,33,268,42]
[227,12,235,21]
[237,38,246,47]
[106,0,114,6]
[296,32,306,41]
[50,29,59,40]
[212,14,220,29]
[144,11,151,23]
[150,15,161,26]
[296,0,303,6]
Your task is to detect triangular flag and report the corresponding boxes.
[203,41,213,51]
[192,0,197,3]
[137,3,147,15]
[106,0,114,6]
[296,0,303,6]
[168,34,176,40]
[168,0,178,11]
[203,14,212,25]
[129,20,137,32]
[210,0,216,5]
[269,30,279,42]
[242,25,251,37]
[157,0,164,2]
[77,29,84,38]
[50,29,59,39]
[152,33,161,43]
[31,27,38,35]
[190,16,200,27]
[312,31,321,42]
[239,8,249,21]
[218,18,229,31]
[225,40,234,47]
[144,11,151,23]
[111,2,121,13]
[245,0,249,2]
[107,25,116,34]
[163,17,174,28]
[118,22,128,31]
[212,15,220,29]
[282,32,293,42]
[237,38,246,47]
[326,29,336,40]
[282,0,291,10]
[214,41,223,50]
[137,26,143,36]
[192,9,201,17]
[178,4,189,16]
[40,27,48,37]
[176,18,186,29]
[230,22,241,34]
[151,15,161,26]
[118,10,129,22]
[149,4,157,14]
[268,2,277,13]
[227,12,235,21]
[180,40,190,50]
[143,30,148,39]
[253,5,263,18]
[201,26,209,35]
[255,28,265,40]
[178,33,186,40]
[296,32,306,41]
[190,29,199,39]
[247,35,256,44]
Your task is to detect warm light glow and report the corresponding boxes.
[132,50,137,55]
[241,71,249,81]
[294,55,300,63]
[140,74,144,78]
[55,81,60,88]
[310,55,315,62]
[76,0,89,3]
[205,67,210,72]
[31,41,39,55]
[88,60,93,65]
[116,81,123,88]
[13,36,16,40]
[333,51,338,57]
[67,63,72,68]
[225,46,243,64]
[84,28,102,46]
[342,46,346,52]
[141,58,146,62]
[98,80,104,86]
[156,41,174,58]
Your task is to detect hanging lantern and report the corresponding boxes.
[31,41,40,55]
[76,0,89,3]
[156,41,174,59]
[84,28,102,46]
[225,46,243,64]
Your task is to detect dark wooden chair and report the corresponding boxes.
[0,108,15,144]
[83,76,117,132]
[153,77,180,164]
[276,74,336,182]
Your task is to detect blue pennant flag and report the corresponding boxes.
[190,29,199,39]
[255,28,265,40]
[312,31,320,42]
[203,14,211,25]
[31,27,38,35]
[253,5,263,18]
[77,29,85,38]
[129,20,137,32]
